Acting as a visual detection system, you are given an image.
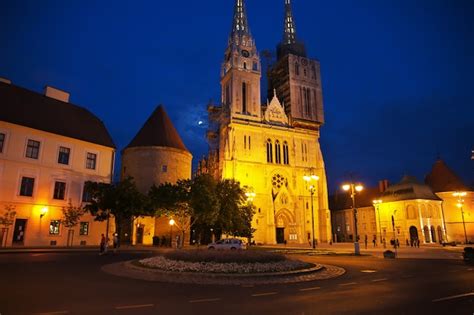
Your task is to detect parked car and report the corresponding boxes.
[462,247,474,264]
[207,238,247,250]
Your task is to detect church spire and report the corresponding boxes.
[277,0,307,60]
[229,0,253,47]
[283,0,297,45]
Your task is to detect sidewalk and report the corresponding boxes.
[0,245,162,254]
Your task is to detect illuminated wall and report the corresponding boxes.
[0,121,115,247]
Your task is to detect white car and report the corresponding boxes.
[207,238,247,250]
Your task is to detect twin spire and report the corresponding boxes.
[229,0,306,58]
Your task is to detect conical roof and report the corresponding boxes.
[425,159,470,192]
[125,105,188,152]
[381,175,441,202]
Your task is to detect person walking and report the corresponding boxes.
[99,234,106,255]
[364,235,368,249]
[373,237,376,248]
[113,233,119,253]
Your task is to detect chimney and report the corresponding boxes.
[0,77,11,84]
[44,86,70,103]
[379,179,390,192]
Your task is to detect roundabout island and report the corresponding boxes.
[102,249,346,285]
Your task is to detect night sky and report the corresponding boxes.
[1,0,473,193]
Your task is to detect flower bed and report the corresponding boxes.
[139,250,314,274]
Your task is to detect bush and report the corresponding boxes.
[163,250,286,264]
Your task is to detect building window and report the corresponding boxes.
[275,141,281,164]
[266,139,273,163]
[248,136,251,150]
[242,82,247,113]
[162,165,168,173]
[79,222,89,236]
[295,63,300,75]
[49,220,60,235]
[244,135,247,150]
[82,184,92,202]
[19,177,35,197]
[26,139,40,159]
[283,141,289,165]
[86,153,97,170]
[0,133,5,153]
[253,62,258,71]
[58,146,71,165]
[53,181,66,200]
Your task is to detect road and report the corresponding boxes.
[0,251,472,315]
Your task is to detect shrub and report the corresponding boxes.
[163,249,286,264]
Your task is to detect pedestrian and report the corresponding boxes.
[417,239,420,248]
[373,237,376,248]
[113,233,119,253]
[406,239,409,247]
[364,235,368,249]
[396,239,400,248]
[99,234,106,255]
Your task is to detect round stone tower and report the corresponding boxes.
[121,105,192,245]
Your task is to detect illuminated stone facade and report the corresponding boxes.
[204,0,331,245]
[0,82,115,247]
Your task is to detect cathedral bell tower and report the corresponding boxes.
[221,0,261,121]
[269,0,325,129]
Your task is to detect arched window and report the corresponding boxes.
[295,63,300,76]
[242,82,247,113]
[283,141,289,165]
[266,139,273,163]
[275,140,281,164]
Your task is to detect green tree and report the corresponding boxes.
[62,200,84,247]
[84,177,148,246]
[0,205,16,247]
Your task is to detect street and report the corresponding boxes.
[0,250,472,315]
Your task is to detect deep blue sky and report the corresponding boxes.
[1,0,473,193]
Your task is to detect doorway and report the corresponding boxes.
[409,226,418,242]
[276,228,285,244]
[437,226,443,243]
[12,219,27,245]
[136,226,144,244]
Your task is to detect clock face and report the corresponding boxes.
[241,50,250,58]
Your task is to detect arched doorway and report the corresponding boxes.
[423,225,430,243]
[430,226,436,243]
[409,226,418,243]
[276,215,286,244]
[437,226,443,243]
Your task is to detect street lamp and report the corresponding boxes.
[453,191,468,244]
[342,182,364,255]
[372,200,384,248]
[169,218,175,248]
[304,174,320,249]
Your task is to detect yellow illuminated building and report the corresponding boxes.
[202,0,331,245]
[0,81,115,247]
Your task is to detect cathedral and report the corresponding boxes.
[202,0,331,245]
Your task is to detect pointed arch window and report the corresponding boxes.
[266,139,273,163]
[275,140,281,164]
[242,82,247,113]
[283,141,289,165]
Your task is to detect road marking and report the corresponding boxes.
[360,270,377,273]
[467,268,473,271]
[34,311,69,315]
[371,278,388,282]
[299,287,321,292]
[339,282,357,287]
[189,298,221,303]
[432,292,474,303]
[115,304,154,310]
[251,292,278,297]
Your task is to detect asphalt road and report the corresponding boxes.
[0,251,472,315]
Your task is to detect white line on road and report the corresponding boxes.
[251,292,278,297]
[339,282,357,286]
[34,311,69,315]
[432,292,474,303]
[360,270,377,273]
[189,298,221,303]
[299,287,321,292]
[115,304,154,310]
[371,278,388,282]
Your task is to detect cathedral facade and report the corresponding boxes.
[204,0,331,245]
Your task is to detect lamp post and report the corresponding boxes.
[373,200,383,247]
[304,174,319,249]
[342,182,364,255]
[169,218,175,248]
[453,191,468,244]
